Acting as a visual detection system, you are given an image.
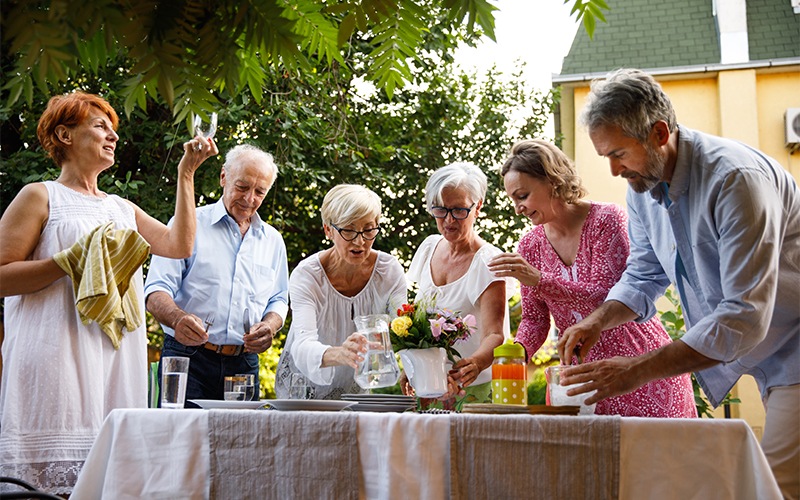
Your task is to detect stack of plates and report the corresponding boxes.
[187,399,269,410]
[264,399,356,412]
[461,403,580,415]
[341,393,417,413]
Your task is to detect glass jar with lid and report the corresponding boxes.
[491,342,527,405]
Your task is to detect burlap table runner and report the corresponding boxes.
[208,409,359,499]
[450,414,620,499]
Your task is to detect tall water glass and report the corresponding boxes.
[161,357,190,409]
[353,314,400,389]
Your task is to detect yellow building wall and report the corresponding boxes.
[561,66,800,436]
[757,72,800,179]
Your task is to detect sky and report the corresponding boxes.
[454,0,582,91]
[453,0,582,138]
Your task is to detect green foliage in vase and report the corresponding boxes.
[659,287,740,418]
[389,297,476,364]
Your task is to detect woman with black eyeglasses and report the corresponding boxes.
[274,184,407,399]
[405,162,511,408]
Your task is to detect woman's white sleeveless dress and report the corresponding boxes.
[0,181,147,495]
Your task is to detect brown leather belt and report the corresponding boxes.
[203,342,245,356]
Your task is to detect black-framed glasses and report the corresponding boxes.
[430,203,476,220]
[330,223,381,241]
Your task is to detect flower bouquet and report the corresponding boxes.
[389,296,476,363]
[389,296,477,398]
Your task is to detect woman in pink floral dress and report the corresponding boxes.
[488,139,695,417]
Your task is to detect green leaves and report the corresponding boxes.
[566,0,609,39]
[658,287,740,417]
[282,0,343,66]
[443,0,498,40]
[2,25,558,396]
[364,1,423,98]
[2,0,602,114]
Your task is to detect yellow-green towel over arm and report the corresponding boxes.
[53,221,151,349]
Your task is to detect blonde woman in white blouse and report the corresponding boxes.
[274,184,407,399]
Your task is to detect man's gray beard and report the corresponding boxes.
[627,145,666,193]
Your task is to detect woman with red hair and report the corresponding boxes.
[0,91,217,495]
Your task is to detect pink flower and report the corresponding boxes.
[429,317,446,338]
[463,314,477,333]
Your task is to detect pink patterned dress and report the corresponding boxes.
[516,202,696,417]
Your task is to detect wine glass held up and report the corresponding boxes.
[191,112,217,151]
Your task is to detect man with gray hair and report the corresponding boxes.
[145,144,289,403]
[558,68,799,498]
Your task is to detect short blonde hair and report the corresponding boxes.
[501,139,587,204]
[321,184,382,227]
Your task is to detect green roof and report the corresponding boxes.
[747,0,800,60]
[560,0,800,76]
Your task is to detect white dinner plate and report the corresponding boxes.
[350,402,416,413]
[187,399,270,410]
[264,399,357,412]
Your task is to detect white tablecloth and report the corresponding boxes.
[71,409,781,499]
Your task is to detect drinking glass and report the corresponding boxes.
[224,375,247,401]
[191,112,217,150]
[235,373,256,401]
[289,373,313,400]
[161,357,190,409]
[545,365,597,415]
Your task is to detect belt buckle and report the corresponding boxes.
[232,345,244,356]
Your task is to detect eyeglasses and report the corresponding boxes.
[330,223,381,241]
[430,203,476,220]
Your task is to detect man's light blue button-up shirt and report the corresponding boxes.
[607,126,800,406]
[144,200,290,345]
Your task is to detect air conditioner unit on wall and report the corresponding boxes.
[786,108,800,153]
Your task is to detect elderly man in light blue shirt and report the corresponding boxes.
[558,69,799,499]
[145,144,289,403]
